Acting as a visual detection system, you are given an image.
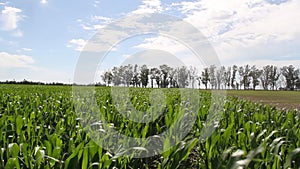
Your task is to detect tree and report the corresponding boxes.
[216,66,225,90]
[231,65,238,89]
[140,65,149,88]
[269,65,280,90]
[188,66,197,89]
[296,78,300,90]
[155,69,161,88]
[177,66,189,88]
[277,74,286,90]
[224,66,231,89]
[209,65,217,89]
[118,65,126,86]
[169,68,177,88]
[100,63,300,91]
[260,65,271,90]
[159,64,171,88]
[281,65,299,90]
[112,66,122,86]
[249,65,262,90]
[101,71,113,86]
[123,64,133,87]
[196,76,201,89]
[238,65,251,90]
[150,68,158,88]
[132,64,140,87]
[202,68,210,90]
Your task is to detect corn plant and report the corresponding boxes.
[0,84,299,168]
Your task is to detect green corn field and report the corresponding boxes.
[0,84,300,169]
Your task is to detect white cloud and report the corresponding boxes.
[68,36,119,52]
[0,52,35,69]
[40,0,48,4]
[80,15,113,31]
[121,50,187,68]
[0,66,70,83]
[135,36,187,54]
[81,24,106,31]
[0,52,71,83]
[93,0,100,8]
[71,0,299,68]
[172,0,300,65]
[0,2,8,6]
[22,48,32,51]
[171,1,204,14]
[91,15,112,23]
[67,39,87,51]
[228,59,300,69]
[134,36,203,67]
[0,6,22,31]
[132,0,162,14]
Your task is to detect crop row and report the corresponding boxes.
[0,85,299,168]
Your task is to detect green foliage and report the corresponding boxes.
[0,84,300,168]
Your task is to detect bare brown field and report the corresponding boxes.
[226,90,300,110]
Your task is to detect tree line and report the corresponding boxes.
[101,64,300,90]
[0,79,70,86]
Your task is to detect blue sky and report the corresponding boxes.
[0,0,300,83]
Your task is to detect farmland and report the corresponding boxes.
[226,90,300,110]
[1,84,300,168]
